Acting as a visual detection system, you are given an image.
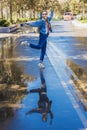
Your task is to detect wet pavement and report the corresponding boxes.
[0,21,87,130]
[48,21,87,108]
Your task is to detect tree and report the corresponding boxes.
[79,0,87,19]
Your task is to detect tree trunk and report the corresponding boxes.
[1,2,3,19]
[33,9,35,18]
[82,2,85,19]
[21,9,24,18]
[9,1,13,23]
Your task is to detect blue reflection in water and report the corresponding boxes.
[26,68,53,124]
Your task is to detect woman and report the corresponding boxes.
[21,10,54,68]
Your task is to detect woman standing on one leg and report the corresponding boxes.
[21,10,54,68]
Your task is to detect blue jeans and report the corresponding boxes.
[30,33,49,62]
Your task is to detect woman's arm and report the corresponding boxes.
[26,20,42,27]
[26,108,42,115]
[39,12,42,19]
[48,10,54,21]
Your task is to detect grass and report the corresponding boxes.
[79,18,87,23]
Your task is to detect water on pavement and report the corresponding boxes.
[0,21,87,130]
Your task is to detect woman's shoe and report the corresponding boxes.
[38,63,45,68]
[21,41,30,46]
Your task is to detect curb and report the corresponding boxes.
[0,27,10,33]
[10,25,19,32]
[0,24,19,33]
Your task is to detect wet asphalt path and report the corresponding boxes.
[0,21,87,130]
[50,21,87,68]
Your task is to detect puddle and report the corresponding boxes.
[67,59,87,107]
[0,37,36,122]
[76,37,87,49]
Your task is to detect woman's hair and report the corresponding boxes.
[42,10,48,14]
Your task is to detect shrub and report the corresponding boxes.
[16,18,29,23]
[29,18,39,21]
[0,19,10,27]
[79,18,87,23]
[16,18,39,23]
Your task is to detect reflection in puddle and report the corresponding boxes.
[67,60,87,82]
[67,60,87,108]
[77,37,87,45]
[26,68,53,124]
[76,37,87,50]
[0,37,35,122]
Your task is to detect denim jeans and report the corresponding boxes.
[30,33,49,62]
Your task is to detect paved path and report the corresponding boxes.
[0,21,87,130]
[47,41,87,130]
